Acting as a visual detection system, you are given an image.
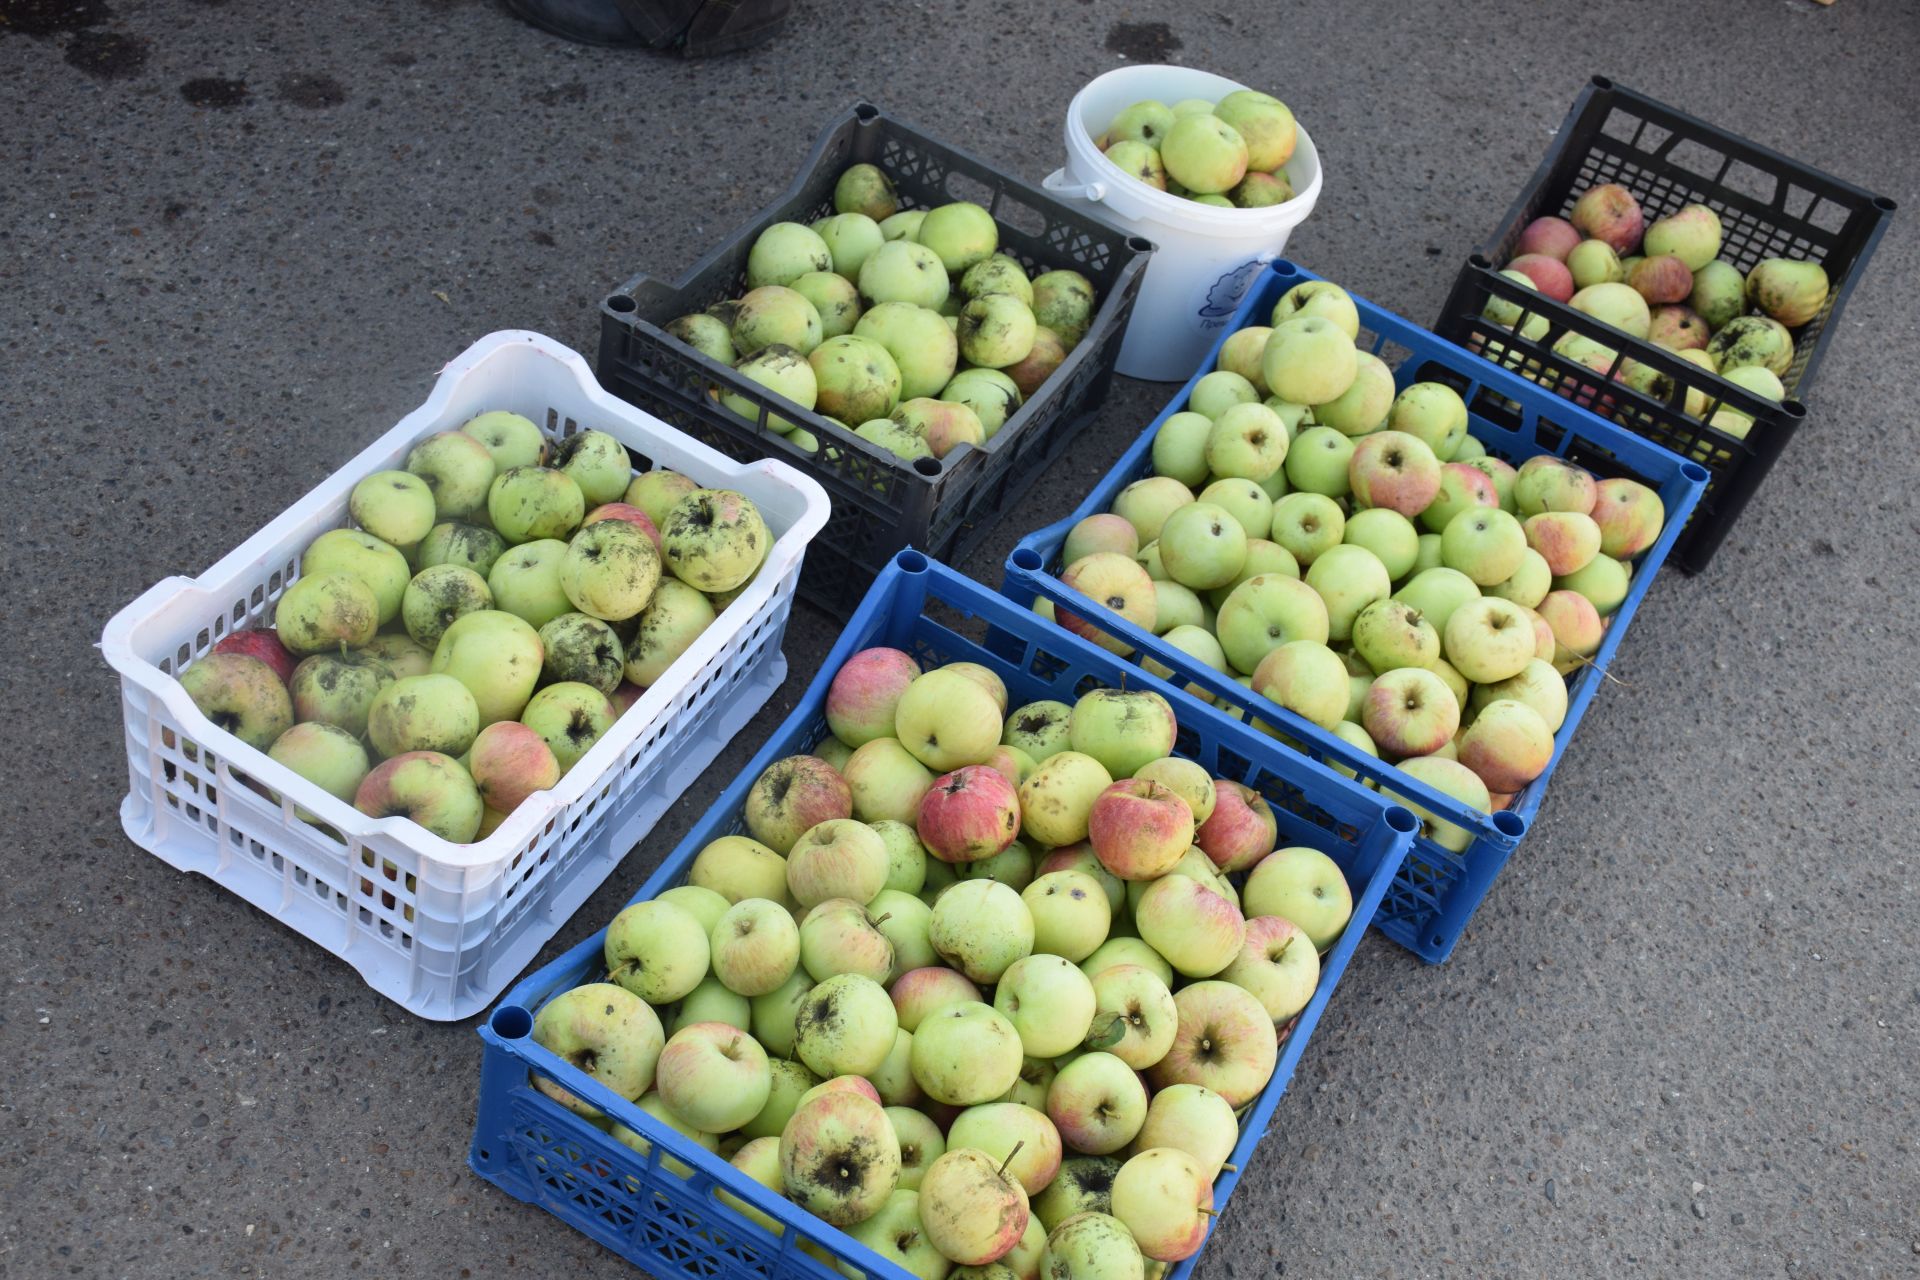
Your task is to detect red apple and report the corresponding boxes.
[212,627,297,687]
[1087,778,1194,881]
[1194,779,1277,873]
[917,765,1022,863]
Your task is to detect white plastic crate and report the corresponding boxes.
[99,331,830,1021]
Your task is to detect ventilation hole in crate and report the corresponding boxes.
[1705,155,1775,206]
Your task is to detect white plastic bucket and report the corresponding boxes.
[1045,65,1323,381]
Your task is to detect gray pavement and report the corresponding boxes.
[5,1,1917,1276]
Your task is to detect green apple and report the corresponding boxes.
[1243,846,1353,951]
[1392,566,1480,634]
[746,221,832,289]
[350,469,437,548]
[405,431,498,521]
[1351,598,1440,673]
[958,294,1038,368]
[1263,316,1358,406]
[1110,1147,1213,1264]
[528,982,663,1117]
[929,880,1034,984]
[1268,491,1345,567]
[1251,639,1348,729]
[859,239,951,310]
[302,527,412,627]
[1039,1211,1145,1280]
[1441,507,1528,586]
[1157,501,1248,592]
[1387,383,1470,459]
[1312,350,1395,436]
[1342,507,1419,580]
[942,367,1023,439]
[917,201,998,274]
[994,953,1098,1058]
[1555,552,1630,615]
[268,721,370,812]
[1303,543,1391,643]
[1470,657,1569,733]
[912,999,1025,1105]
[1110,475,1196,544]
[1443,596,1537,684]
[1197,477,1272,541]
[1159,113,1249,195]
[813,210,886,276]
[1183,371,1254,423]
[430,608,543,725]
[1484,546,1552,609]
[1391,754,1492,852]
[1216,325,1273,394]
[418,521,508,578]
[1149,411,1214,487]
[461,410,546,471]
[1019,870,1112,962]
[1214,572,1329,674]
[1281,426,1356,499]
[605,898,710,1003]
[1271,280,1359,339]
[520,680,617,772]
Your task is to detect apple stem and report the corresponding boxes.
[606,961,634,984]
[871,913,893,927]
[998,1141,1025,1178]
[1220,1162,1238,1173]
[1198,1208,1218,1218]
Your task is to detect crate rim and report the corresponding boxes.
[97,329,831,871]
[1006,258,1709,845]
[599,97,1156,485]
[474,549,1421,1278]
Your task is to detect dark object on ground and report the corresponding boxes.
[504,0,790,54]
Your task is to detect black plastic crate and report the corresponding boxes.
[597,100,1152,617]
[1438,75,1894,572]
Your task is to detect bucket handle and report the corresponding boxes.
[1043,168,1107,203]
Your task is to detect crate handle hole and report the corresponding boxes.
[1680,462,1711,484]
[1874,196,1898,212]
[1468,252,1495,271]
[1009,546,1044,573]
[606,294,638,314]
[1780,399,1808,421]
[854,102,880,123]
[1385,806,1420,834]
[1271,259,1300,280]
[1126,235,1154,254]
[490,1005,535,1039]
[913,456,943,477]
[1493,811,1528,839]
[895,549,930,574]
[1590,74,1613,90]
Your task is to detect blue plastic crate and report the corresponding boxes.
[1001,260,1709,964]
[470,550,1419,1280]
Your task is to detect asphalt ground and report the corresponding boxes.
[4,1,1916,1276]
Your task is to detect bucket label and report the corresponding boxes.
[1195,258,1263,333]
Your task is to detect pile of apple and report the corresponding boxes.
[664,162,1100,466]
[1091,89,1301,209]
[174,411,771,845]
[1038,279,1669,846]
[1491,182,1830,440]
[528,649,1358,1278]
